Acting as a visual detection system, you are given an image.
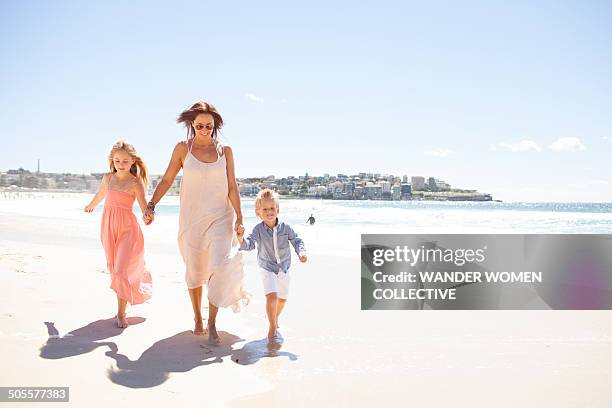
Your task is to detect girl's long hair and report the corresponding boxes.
[107,140,148,187]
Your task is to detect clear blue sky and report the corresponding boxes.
[1,0,611,201]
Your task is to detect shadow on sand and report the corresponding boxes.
[230,335,298,366]
[41,321,298,389]
[40,318,145,360]
[105,330,244,388]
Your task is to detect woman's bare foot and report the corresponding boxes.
[116,314,129,329]
[193,318,205,336]
[207,322,221,344]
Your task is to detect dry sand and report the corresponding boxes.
[1,193,611,407]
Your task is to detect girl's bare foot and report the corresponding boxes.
[268,327,279,340]
[193,318,205,336]
[207,322,221,344]
[116,314,129,329]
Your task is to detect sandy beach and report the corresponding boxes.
[1,192,611,407]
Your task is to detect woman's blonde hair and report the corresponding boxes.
[255,188,279,217]
[107,140,148,187]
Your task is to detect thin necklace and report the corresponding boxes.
[193,138,214,147]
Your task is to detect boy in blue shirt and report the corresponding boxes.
[237,189,307,340]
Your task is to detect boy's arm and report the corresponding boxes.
[287,225,306,257]
[238,225,258,251]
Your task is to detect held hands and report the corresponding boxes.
[143,202,155,225]
[235,221,245,242]
[143,208,154,225]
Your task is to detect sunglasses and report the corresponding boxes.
[194,124,213,131]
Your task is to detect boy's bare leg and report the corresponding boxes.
[275,298,287,328]
[207,302,221,344]
[116,296,129,328]
[188,286,205,335]
[266,292,279,339]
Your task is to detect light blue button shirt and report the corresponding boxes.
[239,219,306,274]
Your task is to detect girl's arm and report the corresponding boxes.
[224,146,243,230]
[133,179,148,217]
[84,174,109,212]
[145,142,186,220]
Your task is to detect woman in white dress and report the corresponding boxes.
[145,101,248,343]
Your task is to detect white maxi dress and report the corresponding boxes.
[178,141,249,311]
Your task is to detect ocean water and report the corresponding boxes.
[151,198,612,234]
[1,193,611,257]
[1,192,611,234]
[129,198,612,258]
[143,198,612,258]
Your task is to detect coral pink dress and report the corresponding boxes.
[101,174,152,305]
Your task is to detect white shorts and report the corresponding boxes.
[259,267,290,299]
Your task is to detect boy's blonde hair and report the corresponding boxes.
[255,188,279,217]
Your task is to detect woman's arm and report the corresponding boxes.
[224,146,243,228]
[145,142,186,221]
[84,174,109,212]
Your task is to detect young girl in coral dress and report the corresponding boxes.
[84,140,153,328]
